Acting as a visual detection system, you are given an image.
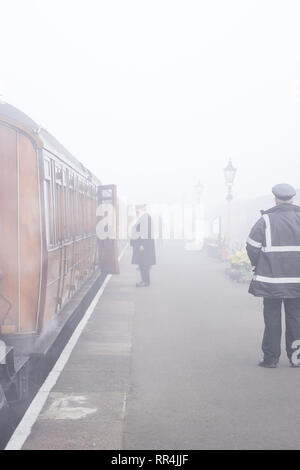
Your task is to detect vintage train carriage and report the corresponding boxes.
[0,103,102,351]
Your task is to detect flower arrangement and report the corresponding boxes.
[226,249,253,283]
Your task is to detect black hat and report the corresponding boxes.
[272,183,296,201]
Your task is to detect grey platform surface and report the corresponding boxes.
[23,242,300,450]
[23,249,136,450]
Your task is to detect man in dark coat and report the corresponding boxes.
[246,183,300,368]
[130,205,156,287]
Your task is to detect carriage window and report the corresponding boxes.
[64,170,70,241]
[44,158,54,246]
[44,159,51,179]
[91,185,97,234]
[55,164,63,243]
[82,182,87,235]
[75,176,79,237]
[87,185,90,234]
[69,173,75,238]
[78,179,84,236]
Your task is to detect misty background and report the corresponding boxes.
[1,0,300,213]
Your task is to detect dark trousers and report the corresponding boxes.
[139,265,150,285]
[262,298,300,363]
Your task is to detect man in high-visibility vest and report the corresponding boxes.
[246,183,300,368]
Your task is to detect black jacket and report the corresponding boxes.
[130,213,156,266]
[246,203,300,298]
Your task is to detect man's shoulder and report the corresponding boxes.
[252,215,266,227]
[248,216,266,238]
[262,204,300,216]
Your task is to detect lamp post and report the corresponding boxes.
[186,181,205,251]
[223,159,237,248]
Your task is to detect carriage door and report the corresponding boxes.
[97,185,120,274]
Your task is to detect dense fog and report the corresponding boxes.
[2,0,300,453]
[1,0,300,210]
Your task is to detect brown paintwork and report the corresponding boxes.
[0,109,116,341]
[43,280,60,325]
[36,149,48,333]
[19,133,41,332]
[43,249,60,322]
[0,124,18,333]
[0,116,43,150]
[0,123,42,334]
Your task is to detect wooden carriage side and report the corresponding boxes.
[0,105,101,337]
[0,116,43,336]
[0,103,120,343]
[38,143,100,330]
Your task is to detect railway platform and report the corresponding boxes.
[6,242,300,450]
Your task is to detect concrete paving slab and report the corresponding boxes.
[93,300,135,316]
[39,391,125,422]
[23,418,123,450]
[22,250,135,450]
[68,342,132,358]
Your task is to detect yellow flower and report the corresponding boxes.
[228,249,251,267]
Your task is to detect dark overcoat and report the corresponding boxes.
[130,213,156,266]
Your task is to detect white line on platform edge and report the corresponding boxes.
[5,244,129,451]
